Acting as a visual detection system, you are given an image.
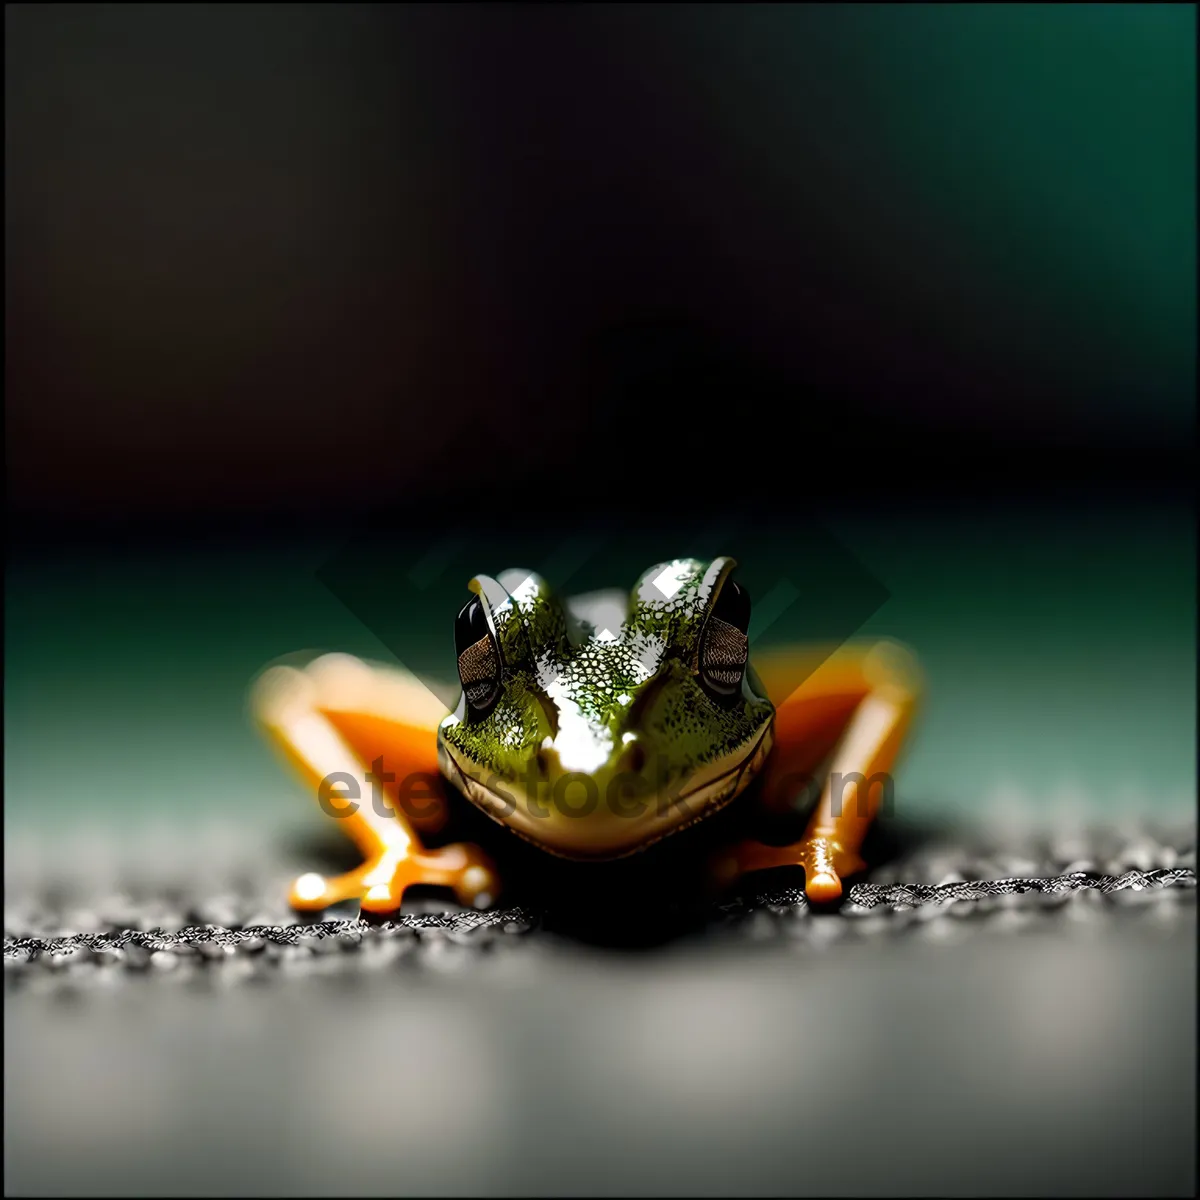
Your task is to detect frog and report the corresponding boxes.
[251,556,921,915]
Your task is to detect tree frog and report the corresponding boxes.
[252,556,921,914]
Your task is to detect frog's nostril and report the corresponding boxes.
[535,748,551,776]
[619,739,647,775]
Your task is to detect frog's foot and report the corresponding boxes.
[712,835,867,904]
[732,640,922,903]
[290,842,500,916]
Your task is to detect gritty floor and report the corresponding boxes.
[6,510,1195,1194]
[5,816,1195,1197]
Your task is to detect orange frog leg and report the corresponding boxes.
[716,639,922,903]
[252,654,498,915]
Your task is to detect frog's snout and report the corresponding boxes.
[532,731,649,787]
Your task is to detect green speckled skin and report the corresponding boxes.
[437,557,775,859]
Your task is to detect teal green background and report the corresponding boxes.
[679,2,1195,436]
[6,506,1194,836]
[4,4,1195,840]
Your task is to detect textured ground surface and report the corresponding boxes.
[4,816,1196,963]
[5,817,1195,1197]
[6,510,1195,1194]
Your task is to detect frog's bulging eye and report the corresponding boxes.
[456,597,501,717]
[699,579,751,703]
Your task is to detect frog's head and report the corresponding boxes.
[436,557,775,859]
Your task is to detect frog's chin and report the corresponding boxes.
[437,724,774,861]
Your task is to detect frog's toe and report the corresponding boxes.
[454,861,500,910]
[362,844,500,914]
[708,835,862,903]
[800,837,865,903]
[358,882,406,915]
[803,868,844,903]
[418,843,500,910]
[290,848,410,914]
[289,845,499,915]
[289,867,369,912]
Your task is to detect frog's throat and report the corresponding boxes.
[437,722,775,861]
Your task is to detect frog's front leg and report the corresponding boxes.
[252,654,499,914]
[716,640,922,903]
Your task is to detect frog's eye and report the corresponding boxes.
[455,597,501,717]
[699,579,751,703]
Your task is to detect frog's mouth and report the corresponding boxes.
[438,722,774,862]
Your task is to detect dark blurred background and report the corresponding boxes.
[4,7,1196,1196]
[6,0,1194,830]
[6,3,1194,538]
